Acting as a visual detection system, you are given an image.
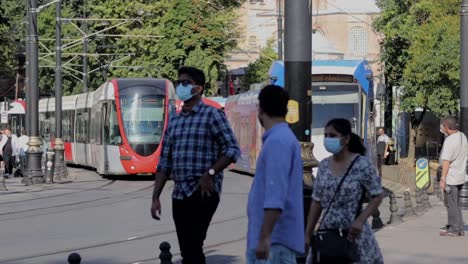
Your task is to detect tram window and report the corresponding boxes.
[107,102,121,145]
[62,110,75,142]
[76,109,89,143]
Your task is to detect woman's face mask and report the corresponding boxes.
[324,137,344,154]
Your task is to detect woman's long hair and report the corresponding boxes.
[325,118,366,156]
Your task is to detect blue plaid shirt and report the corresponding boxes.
[157,100,240,200]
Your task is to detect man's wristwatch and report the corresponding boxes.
[208,168,216,176]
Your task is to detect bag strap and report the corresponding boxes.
[318,155,360,231]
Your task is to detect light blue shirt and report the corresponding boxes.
[247,122,305,254]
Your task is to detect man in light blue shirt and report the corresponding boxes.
[246,85,305,263]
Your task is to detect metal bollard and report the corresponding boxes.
[371,208,385,229]
[159,241,173,264]
[422,189,432,209]
[0,165,7,191]
[403,191,417,218]
[415,189,425,213]
[387,193,403,224]
[68,253,81,264]
[45,150,55,184]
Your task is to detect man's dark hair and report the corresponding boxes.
[258,85,289,118]
[177,66,206,87]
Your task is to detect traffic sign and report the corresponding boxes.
[415,158,431,190]
[0,110,7,124]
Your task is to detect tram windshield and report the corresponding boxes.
[311,83,360,136]
[119,85,166,156]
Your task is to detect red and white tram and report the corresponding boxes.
[3,78,223,176]
[38,78,176,175]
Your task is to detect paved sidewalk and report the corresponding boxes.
[376,201,468,264]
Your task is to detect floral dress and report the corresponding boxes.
[308,155,384,264]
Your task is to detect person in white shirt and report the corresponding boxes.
[17,129,29,156]
[439,117,466,237]
[0,128,19,177]
[376,128,390,176]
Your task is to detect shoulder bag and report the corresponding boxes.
[312,155,363,264]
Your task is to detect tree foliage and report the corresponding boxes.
[374,0,461,119]
[0,0,25,96]
[1,0,243,96]
[244,39,278,86]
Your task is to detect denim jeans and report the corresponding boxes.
[246,244,297,264]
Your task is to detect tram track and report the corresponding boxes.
[0,183,155,221]
[0,180,116,205]
[0,214,246,263]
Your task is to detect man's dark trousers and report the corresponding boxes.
[3,153,14,175]
[444,184,465,233]
[173,189,220,264]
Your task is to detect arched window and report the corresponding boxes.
[348,27,368,56]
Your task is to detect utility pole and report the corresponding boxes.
[82,2,88,93]
[25,0,45,184]
[54,0,68,182]
[285,1,315,262]
[25,0,31,137]
[461,0,468,132]
[284,0,311,142]
[459,0,468,207]
[277,0,283,61]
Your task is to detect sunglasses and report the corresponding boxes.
[175,80,193,86]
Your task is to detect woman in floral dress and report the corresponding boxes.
[305,118,384,264]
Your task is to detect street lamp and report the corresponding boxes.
[53,0,68,182]
[24,0,59,185]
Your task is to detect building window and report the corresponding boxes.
[348,27,368,56]
[248,36,257,49]
[250,0,264,4]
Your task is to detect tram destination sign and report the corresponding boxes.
[312,74,354,83]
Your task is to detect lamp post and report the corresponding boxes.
[53,0,68,181]
[284,1,316,262]
[461,0,468,132]
[459,0,468,209]
[25,0,44,184]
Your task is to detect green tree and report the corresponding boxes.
[33,0,243,95]
[0,0,25,97]
[244,39,278,86]
[374,0,461,162]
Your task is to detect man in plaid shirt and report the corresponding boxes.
[151,66,240,264]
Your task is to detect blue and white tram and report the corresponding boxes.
[225,59,376,173]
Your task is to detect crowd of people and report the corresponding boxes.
[150,66,387,264]
[0,128,28,178]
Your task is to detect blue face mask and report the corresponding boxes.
[324,137,344,154]
[176,84,195,102]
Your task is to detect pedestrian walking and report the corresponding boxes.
[16,129,28,177]
[150,66,240,264]
[246,85,304,263]
[376,127,389,176]
[438,116,466,237]
[0,128,18,177]
[305,118,384,264]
